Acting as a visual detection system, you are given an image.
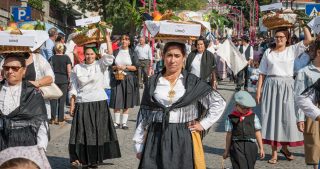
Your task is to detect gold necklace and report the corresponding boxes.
[165,77,179,104]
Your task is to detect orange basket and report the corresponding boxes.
[262,12,297,30]
[114,71,125,80]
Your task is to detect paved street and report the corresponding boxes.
[46,81,307,169]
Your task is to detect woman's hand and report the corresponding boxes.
[136,153,142,160]
[259,148,265,159]
[29,80,40,88]
[69,104,75,117]
[297,122,304,132]
[188,121,204,132]
[222,150,229,159]
[256,91,261,104]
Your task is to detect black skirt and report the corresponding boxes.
[109,73,140,109]
[139,123,194,169]
[69,100,121,165]
[230,141,258,169]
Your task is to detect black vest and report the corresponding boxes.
[228,113,256,140]
[239,45,251,61]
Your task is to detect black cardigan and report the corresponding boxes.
[185,50,216,82]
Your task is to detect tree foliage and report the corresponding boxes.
[156,0,208,12]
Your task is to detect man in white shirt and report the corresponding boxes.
[134,36,152,88]
[236,36,253,91]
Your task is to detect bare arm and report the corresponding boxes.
[67,64,72,81]
[256,74,266,104]
[69,95,76,116]
[223,132,232,159]
[30,76,53,88]
[255,130,265,159]
[105,32,113,55]
[303,26,312,46]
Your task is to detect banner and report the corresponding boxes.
[216,39,247,75]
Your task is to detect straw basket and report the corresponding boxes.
[0,30,32,54]
[72,29,105,46]
[262,12,297,30]
[114,70,125,80]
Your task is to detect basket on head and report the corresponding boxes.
[0,30,32,54]
[72,28,106,46]
[115,70,125,80]
[262,11,297,30]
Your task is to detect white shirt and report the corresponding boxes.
[69,54,114,103]
[134,44,152,60]
[0,82,48,150]
[115,49,132,66]
[133,74,226,153]
[259,41,307,76]
[190,53,203,78]
[241,44,254,60]
[154,75,186,107]
[297,93,320,121]
[185,43,192,56]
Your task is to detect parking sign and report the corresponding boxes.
[11,6,31,22]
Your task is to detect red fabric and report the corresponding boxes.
[112,42,119,51]
[263,139,304,147]
[231,110,253,122]
[74,45,85,65]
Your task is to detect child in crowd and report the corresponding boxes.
[223,91,265,169]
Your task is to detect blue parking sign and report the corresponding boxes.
[11,6,31,22]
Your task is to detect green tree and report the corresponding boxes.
[157,0,208,12]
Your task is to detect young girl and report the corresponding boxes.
[223,91,265,169]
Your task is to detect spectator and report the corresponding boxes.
[49,43,72,125]
[134,36,152,88]
[40,28,58,60]
[73,45,85,65]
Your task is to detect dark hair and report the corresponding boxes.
[241,35,250,43]
[163,42,186,56]
[274,28,290,46]
[55,32,65,42]
[3,53,27,67]
[0,158,40,169]
[195,36,209,49]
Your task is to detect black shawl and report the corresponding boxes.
[185,50,216,81]
[0,80,47,150]
[140,70,213,130]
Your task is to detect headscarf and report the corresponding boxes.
[0,146,51,169]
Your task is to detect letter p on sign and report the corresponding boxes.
[18,9,26,20]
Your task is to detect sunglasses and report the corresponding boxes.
[3,65,22,72]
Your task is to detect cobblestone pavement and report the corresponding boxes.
[47,80,308,169]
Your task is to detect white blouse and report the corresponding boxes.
[190,53,203,78]
[154,74,185,107]
[0,82,48,150]
[115,49,132,66]
[69,54,114,103]
[133,74,226,153]
[297,93,320,121]
[259,41,307,76]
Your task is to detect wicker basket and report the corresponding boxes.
[0,46,31,54]
[114,70,125,80]
[72,29,105,46]
[262,12,297,30]
[155,34,198,41]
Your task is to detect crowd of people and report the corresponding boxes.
[0,21,319,169]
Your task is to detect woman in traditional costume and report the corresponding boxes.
[256,26,312,164]
[68,33,121,168]
[0,53,48,152]
[133,42,226,169]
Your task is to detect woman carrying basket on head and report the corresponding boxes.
[256,23,312,164]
